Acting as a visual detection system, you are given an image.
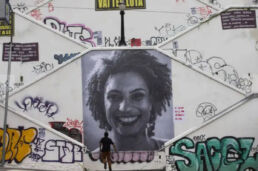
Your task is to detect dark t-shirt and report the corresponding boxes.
[100,137,114,152]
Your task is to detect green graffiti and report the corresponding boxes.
[169,137,256,171]
[170,138,198,171]
[206,138,221,170]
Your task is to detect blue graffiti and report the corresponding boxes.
[54,52,80,64]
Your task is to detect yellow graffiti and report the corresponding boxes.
[0,127,37,163]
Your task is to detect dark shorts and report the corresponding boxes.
[101,151,111,163]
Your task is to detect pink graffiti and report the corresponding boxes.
[63,118,83,134]
[90,151,154,163]
[43,16,96,47]
[30,9,42,20]
[197,6,212,18]
[48,2,54,12]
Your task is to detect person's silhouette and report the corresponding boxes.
[100,132,117,171]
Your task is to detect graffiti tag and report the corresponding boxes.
[13,3,28,13]
[63,118,83,134]
[196,102,217,121]
[170,137,258,170]
[32,62,54,74]
[170,48,252,93]
[0,127,37,163]
[154,23,186,38]
[42,140,83,163]
[30,9,43,21]
[15,96,59,118]
[54,52,80,65]
[43,17,95,47]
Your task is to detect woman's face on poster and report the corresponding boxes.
[104,71,152,136]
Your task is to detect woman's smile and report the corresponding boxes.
[116,115,140,125]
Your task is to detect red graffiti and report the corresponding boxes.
[63,118,83,134]
[131,38,141,47]
[175,106,185,120]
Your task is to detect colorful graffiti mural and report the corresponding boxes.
[0,127,37,163]
[169,137,258,170]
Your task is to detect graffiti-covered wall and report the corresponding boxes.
[0,12,86,102]
[165,95,258,171]
[0,104,84,170]
[10,0,217,47]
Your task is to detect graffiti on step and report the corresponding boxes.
[42,140,82,163]
[0,81,25,102]
[30,9,43,21]
[193,134,206,142]
[30,2,55,20]
[30,138,83,163]
[196,102,218,121]
[54,52,80,64]
[15,96,59,118]
[104,36,130,47]
[13,2,28,13]
[32,62,54,74]
[0,127,37,163]
[169,137,258,170]
[43,17,95,47]
[169,48,252,93]
[154,23,186,38]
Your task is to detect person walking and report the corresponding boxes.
[100,132,117,171]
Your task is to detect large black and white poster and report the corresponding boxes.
[82,49,174,151]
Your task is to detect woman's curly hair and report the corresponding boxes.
[86,50,172,136]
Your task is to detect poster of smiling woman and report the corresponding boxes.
[81,49,174,152]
